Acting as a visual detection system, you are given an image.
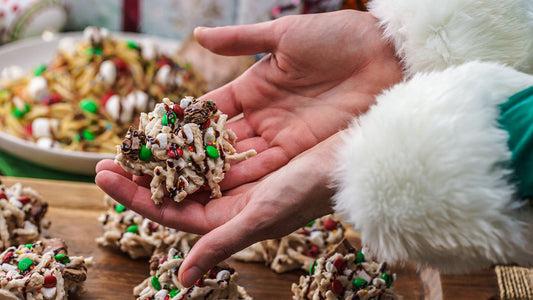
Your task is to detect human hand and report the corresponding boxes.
[194,9,402,190]
[95,132,342,287]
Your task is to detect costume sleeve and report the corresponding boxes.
[332,0,533,274]
[367,0,533,77]
[332,61,533,273]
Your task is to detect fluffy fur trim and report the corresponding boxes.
[332,62,533,273]
[368,0,533,77]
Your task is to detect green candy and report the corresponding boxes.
[139,145,152,161]
[126,225,139,233]
[309,261,317,275]
[206,145,219,159]
[33,64,47,76]
[12,104,30,119]
[169,289,180,297]
[55,253,70,264]
[355,251,364,264]
[87,47,102,56]
[73,134,81,142]
[174,254,181,259]
[18,258,33,271]
[82,130,95,141]
[305,220,316,227]
[151,276,161,290]
[80,98,98,114]
[382,273,392,287]
[115,204,126,213]
[162,112,176,125]
[353,278,367,288]
[24,244,32,249]
[126,40,139,50]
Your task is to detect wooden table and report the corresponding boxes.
[1,177,500,299]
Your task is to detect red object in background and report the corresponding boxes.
[122,0,140,32]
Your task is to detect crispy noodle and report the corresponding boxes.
[96,195,200,259]
[292,249,402,300]
[232,214,346,273]
[134,248,251,300]
[0,27,206,153]
[115,97,256,204]
[0,238,92,300]
[0,179,49,251]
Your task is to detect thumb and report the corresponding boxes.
[178,214,260,287]
[193,20,280,56]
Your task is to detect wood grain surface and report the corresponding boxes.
[0,176,500,299]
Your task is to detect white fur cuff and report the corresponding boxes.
[368,0,533,76]
[332,62,533,273]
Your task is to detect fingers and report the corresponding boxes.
[194,22,278,56]
[95,170,211,233]
[219,146,290,190]
[178,211,259,287]
[95,159,132,180]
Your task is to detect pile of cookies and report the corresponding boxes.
[0,179,91,299]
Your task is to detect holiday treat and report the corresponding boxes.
[0,26,206,153]
[97,195,200,259]
[0,179,49,251]
[0,238,93,300]
[115,97,257,204]
[232,214,345,273]
[292,244,401,300]
[134,248,252,300]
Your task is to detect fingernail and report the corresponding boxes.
[181,266,202,287]
[193,26,209,34]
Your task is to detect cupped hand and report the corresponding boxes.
[196,9,402,190]
[95,132,343,287]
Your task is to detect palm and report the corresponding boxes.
[197,10,403,189]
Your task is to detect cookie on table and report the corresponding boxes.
[291,244,401,300]
[232,214,346,273]
[134,248,252,300]
[0,180,49,250]
[115,97,256,204]
[96,195,200,259]
[0,238,92,300]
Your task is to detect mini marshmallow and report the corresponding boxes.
[1,66,24,81]
[28,76,49,101]
[105,95,121,121]
[155,64,171,86]
[32,118,58,138]
[98,60,117,85]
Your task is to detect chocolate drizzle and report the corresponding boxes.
[121,128,146,160]
[183,99,216,125]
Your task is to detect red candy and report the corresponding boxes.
[332,257,345,272]
[331,279,344,294]
[195,278,204,287]
[306,245,320,257]
[25,123,33,136]
[157,59,170,68]
[172,105,183,120]
[176,148,183,158]
[202,119,210,129]
[323,219,337,231]
[208,268,218,278]
[101,92,114,106]
[114,58,128,71]
[167,149,176,159]
[43,94,61,106]
[43,275,57,288]
[0,193,6,199]
[18,196,31,204]
[1,251,13,264]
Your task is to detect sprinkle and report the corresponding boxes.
[306,220,316,227]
